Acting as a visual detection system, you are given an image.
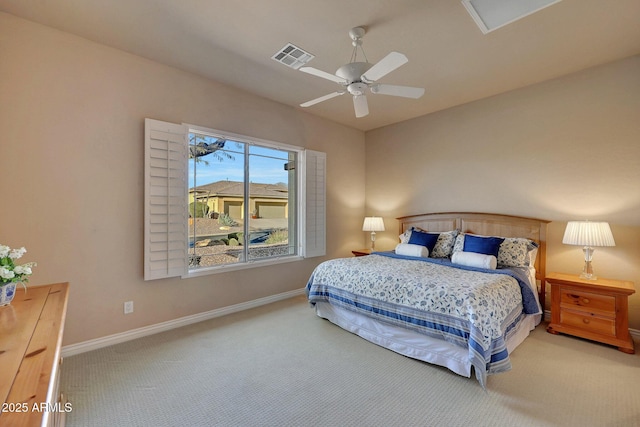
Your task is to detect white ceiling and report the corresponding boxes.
[2,0,639,131]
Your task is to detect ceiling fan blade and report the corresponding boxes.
[353,95,369,118]
[300,91,345,107]
[361,52,408,83]
[299,67,348,84]
[371,84,425,99]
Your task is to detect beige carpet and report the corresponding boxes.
[61,295,640,426]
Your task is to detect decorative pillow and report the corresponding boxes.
[399,228,459,258]
[453,233,538,268]
[463,234,504,258]
[395,243,429,258]
[453,233,466,253]
[497,238,538,268]
[408,229,439,252]
[452,251,497,270]
[431,230,459,258]
[399,228,412,244]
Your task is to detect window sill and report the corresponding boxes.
[183,255,304,278]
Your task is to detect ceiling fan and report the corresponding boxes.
[299,27,425,118]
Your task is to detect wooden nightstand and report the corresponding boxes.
[352,249,372,257]
[546,272,635,354]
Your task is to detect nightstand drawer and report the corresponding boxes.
[560,289,615,315]
[561,310,616,337]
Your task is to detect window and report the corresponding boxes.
[144,119,325,280]
[188,129,297,268]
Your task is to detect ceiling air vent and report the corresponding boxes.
[271,43,314,69]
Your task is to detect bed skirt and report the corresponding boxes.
[314,301,540,381]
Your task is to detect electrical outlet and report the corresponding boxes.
[124,301,134,314]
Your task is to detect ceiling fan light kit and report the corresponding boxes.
[299,27,424,118]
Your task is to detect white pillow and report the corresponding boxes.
[527,247,538,267]
[452,251,497,270]
[395,243,429,258]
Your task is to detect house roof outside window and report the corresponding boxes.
[191,180,288,199]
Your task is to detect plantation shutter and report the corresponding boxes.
[144,118,188,280]
[303,149,326,257]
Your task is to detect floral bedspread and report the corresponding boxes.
[306,253,538,388]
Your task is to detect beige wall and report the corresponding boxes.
[0,13,365,345]
[3,10,638,345]
[365,55,640,329]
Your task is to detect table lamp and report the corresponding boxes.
[562,221,615,280]
[362,217,385,250]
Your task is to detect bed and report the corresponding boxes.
[306,212,549,388]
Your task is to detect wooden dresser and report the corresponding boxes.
[0,283,70,426]
[546,272,635,354]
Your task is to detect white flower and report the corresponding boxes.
[14,265,32,275]
[0,267,15,280]
[0,244,36,285]
[9,247,26,260]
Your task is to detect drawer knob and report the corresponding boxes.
[582,298,590,304]
[583,318,590,324]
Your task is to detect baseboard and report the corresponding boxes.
[61,288,306,357]
[62,295,639,357]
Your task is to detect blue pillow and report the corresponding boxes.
[408,230,440,252]
[463,234,504,258]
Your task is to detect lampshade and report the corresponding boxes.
[563,221,615,280]
[562,221,616,247]
[362,217,385,232]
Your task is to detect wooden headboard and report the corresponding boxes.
[397,212,550,309]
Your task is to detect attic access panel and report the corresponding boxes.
[462,0,562,34]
